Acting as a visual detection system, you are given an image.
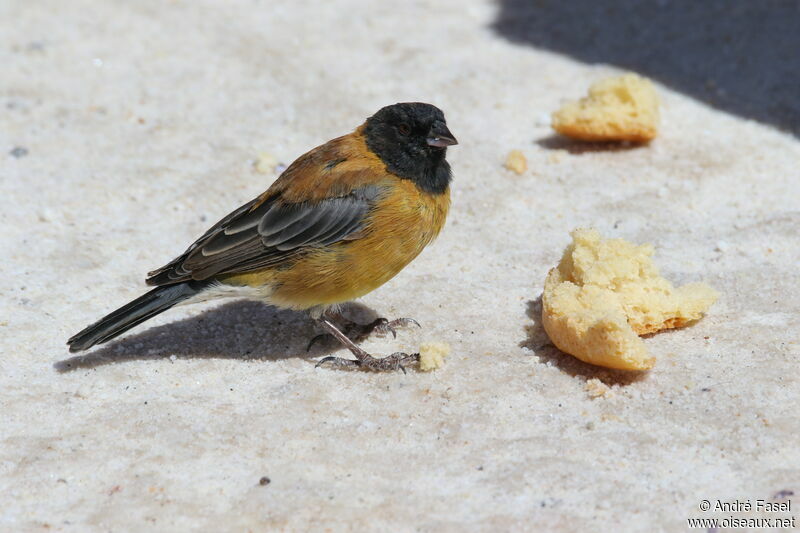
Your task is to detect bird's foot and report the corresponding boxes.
[348,317,421,341]
[315,352,420,373]
[307,317,420,351]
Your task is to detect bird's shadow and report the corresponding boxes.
[520,296,648,387]
[535,134,648,155]
[55,300,381,372]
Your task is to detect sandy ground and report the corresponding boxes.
[2,1,798,531]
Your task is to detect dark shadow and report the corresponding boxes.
[55,300,381,372]
[493,0,800,136]
[535,134,647,154]
[520,297,648,386]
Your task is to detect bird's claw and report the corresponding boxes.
[306,334,328,352]
[315,352,420,373]
[366,317,420,339]
[307,316,421,351]
[315,356,361,369]
[365,318,396,339]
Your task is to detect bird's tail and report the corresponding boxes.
[67,280,210,353]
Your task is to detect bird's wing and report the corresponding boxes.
[146,131,389,285]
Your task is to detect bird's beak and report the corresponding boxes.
[426,121,458,148]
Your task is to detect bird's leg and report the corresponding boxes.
[314,316,420,373]
[306,311,420,351]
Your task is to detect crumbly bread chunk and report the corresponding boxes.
[418,342,450,371]
[551,74,659,142]
[584,378,612,399]
[504,150,527,174]
[542,229,718,370]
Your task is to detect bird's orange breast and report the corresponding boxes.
[228,179,450,310]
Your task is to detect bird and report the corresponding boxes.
[67,102,457,372]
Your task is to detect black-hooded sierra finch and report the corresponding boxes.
[68,102,457,372]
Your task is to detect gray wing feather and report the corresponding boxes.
[222,207,266,235]
[278,205,356,249]
[146,185,382,285]
[256,204,309,235]
[260,205,329,247]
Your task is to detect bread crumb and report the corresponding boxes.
[504,150,527,174]
[552,73,659,142]
[254,152,279,174]
[418,342,450,371]
[541,228,718,370]
[585,378,612,399]
[547,150,566,164]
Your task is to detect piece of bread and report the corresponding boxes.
[541,229,718,370]
[418,342,450,371]
[504,150,527,174]
[551,74,659,142]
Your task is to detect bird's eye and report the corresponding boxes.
[398,123,411,135]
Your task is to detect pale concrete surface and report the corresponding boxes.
[2,1,798,532]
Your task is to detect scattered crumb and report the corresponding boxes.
[418,342,450,371]
[504,150,527,174]
[547,150,566,164]
[259,476,271,486]
[584,378,612,399]
[254,152,279,174]
[551,73,659,142]
[541,228,719,370]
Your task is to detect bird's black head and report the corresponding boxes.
[363,102,457,195]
